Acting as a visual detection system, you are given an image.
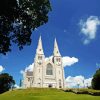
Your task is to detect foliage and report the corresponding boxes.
[0,73,15,94]
[64,88,100,96]
[0,0,51,55]
[92,68,100,90]
[0,88,100,100]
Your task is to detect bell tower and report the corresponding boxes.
[53,38,61,65]
[34,36,45,64]
[33,36,45,87]
[53,38,65,88]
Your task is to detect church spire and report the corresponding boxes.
[53,38,61,56]
[36,35,44,55]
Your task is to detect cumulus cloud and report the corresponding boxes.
[0,65,5,73]
[65,75,92,88]
[79,16,100,44]
[14,84,20,89]
[20,63,34,74]
[25,63,34,72]
[62,56,79,67]
[45,56,53,62]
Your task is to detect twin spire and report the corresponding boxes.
[36,36,44,55]
[53,38,61,56]
[36,36,61,56]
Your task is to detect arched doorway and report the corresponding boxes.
[48,84,52,88]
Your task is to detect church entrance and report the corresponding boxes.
[48,84,52,88]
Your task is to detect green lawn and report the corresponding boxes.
[0,88,100,100]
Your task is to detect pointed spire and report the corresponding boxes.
[53,38,61,56]
[36,35,44,54]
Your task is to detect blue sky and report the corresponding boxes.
[0,0,100,87]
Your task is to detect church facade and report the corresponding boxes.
[23,36,65,88]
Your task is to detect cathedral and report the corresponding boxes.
[23,36,65,88]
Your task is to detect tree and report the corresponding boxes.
[0,0,51,55]
[0,73,15,93]
[19,79,22,87]
[92,68,100,90]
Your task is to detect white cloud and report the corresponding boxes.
[20,70,24,74]
[62,56,79,67]
[20,63,34,75]
[79,16,100,44]
[65,75,92,88]
[0,65,5,73]
[25,63,34,72]
[45,56,53,62]
[14,84,20,89]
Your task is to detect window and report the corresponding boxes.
[38,56,42,60]
[39,49,41,51]
[56,58,61,62]
[46,63,53,75]
[28,78,30,81]
[48,84,52,88]
[58,58,60,62]
[56,58,58,62]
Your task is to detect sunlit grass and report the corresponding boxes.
[0,88,100,100]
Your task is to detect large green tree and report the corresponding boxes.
[0,73,15,93]
[0,0,51,55]
[92,68,100,90]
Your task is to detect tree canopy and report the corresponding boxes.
[0,73,15,93]
[0,0,51,55]
[92,68,100,90]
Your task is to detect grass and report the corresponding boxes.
[0,88,100,100]
[64,88,100,95]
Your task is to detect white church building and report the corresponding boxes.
[23,36,65,88]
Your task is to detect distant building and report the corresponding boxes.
[23,36,65,88]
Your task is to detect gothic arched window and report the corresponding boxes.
[46,63,53,75]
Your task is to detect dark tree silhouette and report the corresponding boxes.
[0,73,15,93]
[92,68,100,90]
[0,0,51,55]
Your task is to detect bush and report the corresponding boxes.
[64,88,100,96]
